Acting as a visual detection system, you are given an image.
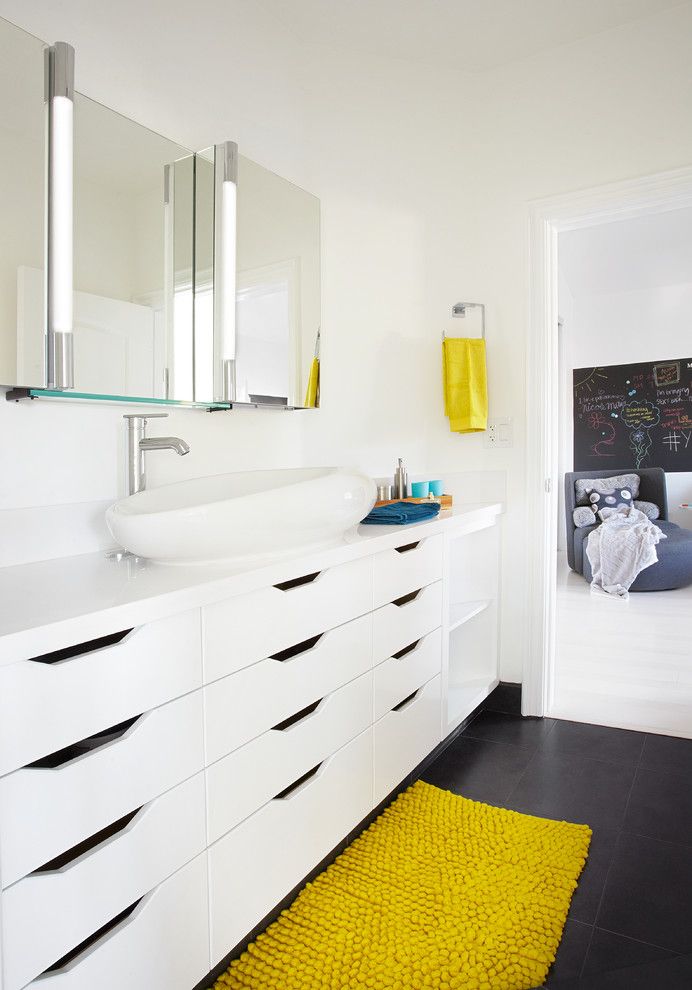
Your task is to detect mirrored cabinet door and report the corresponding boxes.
[234,156,321,408]
[69,95,195,401]
[0,19,46,388]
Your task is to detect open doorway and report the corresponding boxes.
[552,209,692,735]
[524,166,692,729]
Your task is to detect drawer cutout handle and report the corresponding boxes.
[270,633,323,662]
[43,897,142,975]
[274,571,321,591]
[395,541,420,554]
[273,762,322,800]
[391,588,422,608]
[30,628,134,665]
[27,714,143,769]
[392,639,420,660]
[33,806,142,873]
[271,698,323,732]
[392,688,421,712]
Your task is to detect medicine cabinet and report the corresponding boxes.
[0,15,321,411]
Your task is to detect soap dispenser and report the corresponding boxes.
[394,458,408,500]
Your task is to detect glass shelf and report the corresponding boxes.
[9,388,232,411]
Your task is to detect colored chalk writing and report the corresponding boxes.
[574,357,692,473]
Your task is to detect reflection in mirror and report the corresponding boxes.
[194,149,215,402]
[233,156,321,409]
[17,96,197,401]
[68,96,195,400]
[167,153,195,401]
[0,18,46,388]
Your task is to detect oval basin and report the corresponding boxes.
[106,466,377,564]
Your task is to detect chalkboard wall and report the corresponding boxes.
[573,358,692,473]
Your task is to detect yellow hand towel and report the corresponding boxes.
[304,357,320,408]
[443,337,488,433]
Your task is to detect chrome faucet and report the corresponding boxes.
[124,413,190,496]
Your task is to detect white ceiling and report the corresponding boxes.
[258,0,685,72]
[559,207,692,297]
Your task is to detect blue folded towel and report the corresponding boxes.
[361,501,441,526]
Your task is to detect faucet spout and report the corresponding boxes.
[139,436,191,456]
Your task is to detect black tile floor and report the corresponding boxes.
[419,687,692,989]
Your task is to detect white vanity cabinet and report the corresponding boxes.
[0,505,501,990]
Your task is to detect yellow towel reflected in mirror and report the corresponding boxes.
[304,357,320,407]
[443,337,488,433]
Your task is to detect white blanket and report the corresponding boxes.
[586,506,666,599]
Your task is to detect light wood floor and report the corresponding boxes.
[552,551,692,738]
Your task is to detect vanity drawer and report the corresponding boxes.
[373,629,442,722]
[0,609,202,777]
[2,772,206,990]
[203,557,373,683]
[372,534,443,609]
[204,613,372,763]
[373,674,441,805]
[208,727,373,965]
[0,691,204,888]
[23,852,210,990]
[373,580,442,664]
[207,670,373,842]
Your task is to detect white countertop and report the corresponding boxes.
[0,503,502,665]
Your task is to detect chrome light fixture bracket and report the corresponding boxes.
[45,41,75,390]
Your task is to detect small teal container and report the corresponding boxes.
[411,480,430,498]
[429,479,443,497]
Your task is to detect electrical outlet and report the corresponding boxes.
[485,418,513,449]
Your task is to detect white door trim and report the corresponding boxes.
[523,164,692,717]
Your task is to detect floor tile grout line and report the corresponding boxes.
[577,829,624,980]
[635,733,647,768]
[619,825,692,851]
[458,730,541,751]
[539,751,642,770]
[505,717,561,803]
[580,765,643,978]
[592,923,680,955]
[543,717,559,738]
[459,737,544,759]
[504,745,544,804]
[616,762,643,844]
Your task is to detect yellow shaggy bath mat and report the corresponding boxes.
[213,781,591,990]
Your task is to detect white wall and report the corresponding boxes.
[2,2,692,681]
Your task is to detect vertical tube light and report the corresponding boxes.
[163,162,174,399]
[214,141,238,402]
[45,42,75,389]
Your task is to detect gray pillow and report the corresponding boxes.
[573,506,597,528]
[575,473,640,504]
[634,499,660,520]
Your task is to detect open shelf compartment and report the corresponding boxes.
[445,522,500,732]
[446,601,499,729]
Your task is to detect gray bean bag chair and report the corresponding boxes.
[565,467,692,592]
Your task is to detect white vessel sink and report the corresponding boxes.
[106,466,377,564]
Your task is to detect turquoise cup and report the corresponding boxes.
[411,481,430,498]
[429,480,443,497]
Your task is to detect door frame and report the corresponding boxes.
[523,164,692,717]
